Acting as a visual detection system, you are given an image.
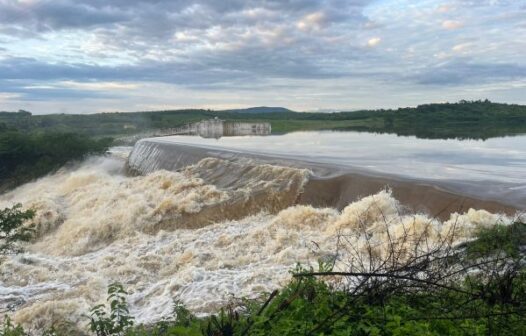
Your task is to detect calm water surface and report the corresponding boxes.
[156,131,526,185]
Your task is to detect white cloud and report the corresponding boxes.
[442,20,463,30]
[296,12,327,32]
[436,4,453,13]
[452,43,472,52]
[0,92,21,101]
[60,81,140,90]
[367,37,381,47]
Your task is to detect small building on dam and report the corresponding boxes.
[169,118,271,139]
[116,118,272,145]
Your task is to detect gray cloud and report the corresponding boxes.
[414,62,526,86]
[0,85,121,101]
[0,1,127,35]
[0,0,366,33]
[0,0,524,111]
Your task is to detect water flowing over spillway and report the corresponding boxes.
[0,135,524,330]
[128,136,524,216]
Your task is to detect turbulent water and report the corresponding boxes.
[0,151,520,330]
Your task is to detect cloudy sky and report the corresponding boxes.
[0,0,525,114]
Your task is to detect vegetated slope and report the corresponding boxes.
[336,100,526,140]
[2,100,526,139]
[0,129,111,192]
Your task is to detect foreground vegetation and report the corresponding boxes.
[1,202,524,335]
[2,100,526,140]
[0,204,34,258]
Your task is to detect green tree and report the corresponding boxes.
[0,204,34,257]
[0,131,112,191]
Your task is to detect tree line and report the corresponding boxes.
[2,100,526,140]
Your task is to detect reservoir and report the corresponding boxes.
[129,131,526,212]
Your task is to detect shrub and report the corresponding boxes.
[0,204,34,257]
[89,283,134,336]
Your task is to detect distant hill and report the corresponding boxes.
[223,106,294,113]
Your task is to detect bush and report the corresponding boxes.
[0,204,34,257]
[89,283,134,336]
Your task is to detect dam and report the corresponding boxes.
[128,131,526,218]
[169,118,272,139]
[117,118,271,144]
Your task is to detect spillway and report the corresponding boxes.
[128,135,524,218]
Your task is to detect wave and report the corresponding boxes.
[0,153,520,330]
[1,156,308,256]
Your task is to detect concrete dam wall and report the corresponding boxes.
[117,119,271,144]
[127,138,520,219]
[160,119,271,139]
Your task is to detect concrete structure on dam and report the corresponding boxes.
[163,118,271,139]
[116,118,272,144]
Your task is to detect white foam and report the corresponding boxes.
[0,155,517,330]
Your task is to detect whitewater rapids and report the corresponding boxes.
[0,153,519,330]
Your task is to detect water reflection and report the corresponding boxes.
[145,130,526,208]
[157,130,526,185]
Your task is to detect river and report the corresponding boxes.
[0,131,524,330]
